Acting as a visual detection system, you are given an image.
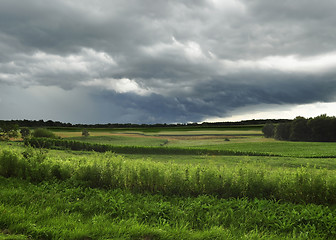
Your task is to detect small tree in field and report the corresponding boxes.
[0,123,19,141]
[82,129,90,137]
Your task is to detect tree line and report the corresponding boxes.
[262,114,336,142]
[0,118,290,129]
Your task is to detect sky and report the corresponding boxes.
[1,0,336,124]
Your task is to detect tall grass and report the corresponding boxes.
[2,177,335,239]
[1,148,335,204]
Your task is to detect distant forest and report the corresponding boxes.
[263,114,336,142]
[0,119,290,129]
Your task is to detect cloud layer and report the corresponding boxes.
[1,0,336,123]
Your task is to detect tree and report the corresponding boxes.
[289,117,311,141]
[274,123,291,140]
[0,123,19,141]
[307,114,334,142]
[20,127,31,139]
[330,118,336,142]
[262,123,275,138]
[82,129,90,137]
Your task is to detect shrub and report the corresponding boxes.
[82,129,90,137]
[0,123,19,141]
[32,128,57,139]
[20,127,31,139]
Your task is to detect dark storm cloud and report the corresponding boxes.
[1,0,336,123]
[87,71,336,124]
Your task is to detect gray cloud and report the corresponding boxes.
[1,0,336,123]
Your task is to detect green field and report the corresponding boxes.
[1,127,336,239]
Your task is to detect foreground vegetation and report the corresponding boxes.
[1,176,335,240]
[1,147,336,204]
[1,124,336,239]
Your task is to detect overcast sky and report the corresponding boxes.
[1,0,336,124]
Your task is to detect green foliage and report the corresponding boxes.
[32,128,57,139]
[0,123,19,141]
[0,147,71,183]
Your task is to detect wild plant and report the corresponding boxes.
[0,150,20,178]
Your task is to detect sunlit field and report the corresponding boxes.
[1,126,336,239]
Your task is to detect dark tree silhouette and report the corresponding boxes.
[262,123,275,138]
[274,122,291,140]
[289,117,311,141]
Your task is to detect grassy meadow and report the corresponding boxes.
[1,126,336,239]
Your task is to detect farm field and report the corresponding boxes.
[58,128,336,158]
[1,126,336,239]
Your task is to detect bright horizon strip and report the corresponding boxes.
[203,102,336,123]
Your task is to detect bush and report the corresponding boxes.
[0,123,19,141]
[0,150,20,177]
[82,129,90,137]
[20,127,31,139]
[32,128,57,139]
